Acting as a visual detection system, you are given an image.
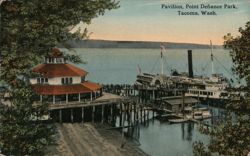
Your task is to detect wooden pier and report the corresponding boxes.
[37,91,153,133]
[38,83,224,130]
[48,93,128,110]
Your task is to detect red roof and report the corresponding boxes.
[32,82,102,95]
[33,63,88,77]
[82,81,102,91]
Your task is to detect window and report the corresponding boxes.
[56,58,64,63]
[62,77,73,84]
[37,78,48,84]
[46,58,54,63]
[81,77,85,83]
[61,78,65,84]
[37,78,40,83]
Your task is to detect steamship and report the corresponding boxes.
[135,44,231,100]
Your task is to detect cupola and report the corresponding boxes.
[45,48,66,64]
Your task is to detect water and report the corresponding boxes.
[73,48,236,85]
[139,121,207,156]
[72,48,231,156]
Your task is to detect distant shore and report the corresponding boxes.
[58,40,223,49]
[47,123,148,156]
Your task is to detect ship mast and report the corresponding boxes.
[210,40,214,75]
[161,50,164,75]
[160,44,164,75]
[137,64,142,74]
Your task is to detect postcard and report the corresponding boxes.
[0,0,249,155]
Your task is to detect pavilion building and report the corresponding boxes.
[30,49,102,104]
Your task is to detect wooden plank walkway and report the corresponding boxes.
[33,93,130,110]
[49,93,129,110]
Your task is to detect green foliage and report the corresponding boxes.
[0,80,56,155]
[224,21,250,87]
[194,114,250,156]
[193,21,250,156]
[0,0,119,155]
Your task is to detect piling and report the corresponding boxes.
[59,109,62,123]
[92,106,95,123]
[71,109,73,123]
[140,106,143,123]
[143,108,146,124]
[101,105,104,124]
[119,103,122,127]
[81,107,84,123]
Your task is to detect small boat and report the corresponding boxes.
[193,112,211,120]
[169,118,188,124]
[189,107,212,120]
[159,114,178,122]
[166,114,189,123]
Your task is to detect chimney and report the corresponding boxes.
[188,50,193,78]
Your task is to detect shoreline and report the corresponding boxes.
[46,123,148,156]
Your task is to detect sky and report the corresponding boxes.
[79,0,250,45]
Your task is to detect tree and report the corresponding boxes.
[224,21,250,88]
[193,21,250,156]
[0,0,119,155]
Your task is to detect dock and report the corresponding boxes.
[48,93,128,110]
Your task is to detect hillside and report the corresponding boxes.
[58,40,223,49]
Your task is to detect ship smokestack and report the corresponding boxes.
[188,50,193,78]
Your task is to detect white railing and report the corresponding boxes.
[48,98,128,110]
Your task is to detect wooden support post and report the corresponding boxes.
[143,108,146,124]
[92,106,95,123]
[127,104,130,126]
[81,107,84,123]
[140,106,143,123]
[66,94,68,103]
[210,109,213,125]
[119,103,122,127]
[78,93,81,102]
[129,104,132,126]
[91,92,93,101]
[40,95,43,102]
[141,90,143,102]
[153,90,155,100]
[182,91,185,115]
[121,103,126,148]
[110,104,113,124]
[59,109,62,123]
[71,109,73,123]
[198,91,200,102]
[136,104,139,124]
[102,105,104,124]
[147,109,149,124]
[133,104,136,124]
[53,95,55,104]
[48,110,51,121]
[138,91,141,103]
[142,90,144,102]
